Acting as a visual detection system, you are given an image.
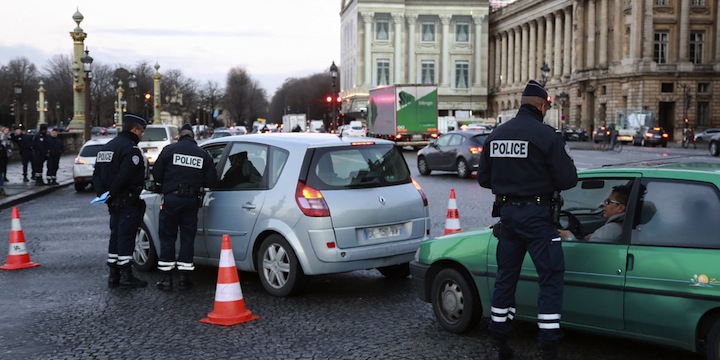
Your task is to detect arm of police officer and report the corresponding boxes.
[548,136,578,191]
[476,136,493,189]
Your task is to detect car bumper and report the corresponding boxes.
[72,165,94,182]
[409,260,430,302]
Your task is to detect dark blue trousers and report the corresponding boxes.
[107,199,144,269]
[489,203,565,348]
[158,193,199,271]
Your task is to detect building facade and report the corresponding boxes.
[339,0,490,123]
[488,0,720,141]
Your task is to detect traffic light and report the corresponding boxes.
[336,96,342,104]
[144,93,152,103]
[9,103,14,116]
[326,96,332,103]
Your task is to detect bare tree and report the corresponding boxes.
[269,71,337,129]
[42,54,74,125]
[222,67,268,128]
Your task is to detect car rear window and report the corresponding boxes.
[307,144,411,189]
[470,134,489,145]
[143,128,170,141]
[79,144,105,157]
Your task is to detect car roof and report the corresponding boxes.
[202,132,395,148]
[447,129,490,136]
[81,138,113,148]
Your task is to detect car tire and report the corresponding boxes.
[133,224,157,272]
[377,263,410,278]
[710,142,720,157]
[257,234,306,297]
[456,158,470,179]
[417,156,431,176]
[74,181,85,192]
[430,268,481,334]
[707,319,720,360]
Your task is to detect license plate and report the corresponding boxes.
[143,147,158,153]
[365,224,403,240]
[411,134,423,140]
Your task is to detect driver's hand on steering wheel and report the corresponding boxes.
[558,229,576,241]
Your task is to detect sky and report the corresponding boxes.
[1,0,342,96]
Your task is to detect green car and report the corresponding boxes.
[410,162,720,359]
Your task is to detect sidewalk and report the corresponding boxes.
[0,154,78,210]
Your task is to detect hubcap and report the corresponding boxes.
[262,243,290,289]
[133,228,150,265]
[440,281,464,322]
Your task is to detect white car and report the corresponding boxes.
[138,125,179,166]
[340,121,367,137]
[73,138,112,192]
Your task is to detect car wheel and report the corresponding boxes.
[257,234,306,297]
[706,319,720,360]
[456,158,470,179]
[74,181,85,192]
[710,142,720,157]
[133,224,157,272]
[417,156,431,176]
[377,263,410,278]
[430,268,481,334]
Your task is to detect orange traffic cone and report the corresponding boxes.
[1,207,41,270]
[444,188,461,235]
[200,234,259,326]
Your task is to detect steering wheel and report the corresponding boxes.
[559,210,584,239]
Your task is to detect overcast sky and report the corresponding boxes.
[1,0,342,96]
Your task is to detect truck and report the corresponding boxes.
[437,116,458,134]
[496,108,560,130]
[496,109,518,125]
[282,114,307,132]
[308,120,325,133]
[366,84,438,148]
[614,109,656,143]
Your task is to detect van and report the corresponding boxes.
[138,125,179,166]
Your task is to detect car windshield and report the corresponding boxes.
[307,144,411,190]
[79,144,105,157]
[142,128,170,141]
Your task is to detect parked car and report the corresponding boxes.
[707,133,720,156]
[72,138,113,192]
[695,128,720,143]
[339,121,367,137]
[211,129,243,139]
[592,126,611,143]
[417,129,490,179]
[138,124,179,166]
[562,127,589,142]
[632,126,668,147]
[410,162,720,359]
[135,133,430,297]
[90,127,104,136]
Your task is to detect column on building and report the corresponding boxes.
[544,14,554,73]
[514,26,521,85]
[362,12,373,86]
[642,0,653,62]
[613,0,623,63]
[407,14,418,83]
[599,0,608,67]
[586,0,596,69]
[563,8,572,77]
[716,0,720,66]
[440,14,452,87]
[537,17,545,80]
[507,29,515,85]
[529,20,537,81]
[521,23,529,84]
[489,35,496,89]
[573,1,585,70]
[503,31,510,87]
[679,0,690,62]
[553,11,563,79]
[392,13,404,84]
[474,15,484,87]
[630,1,643,61]
[495,34,502,88]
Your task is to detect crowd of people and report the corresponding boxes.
[0,123,65,196]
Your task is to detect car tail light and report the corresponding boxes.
[645,132,653,138]
[662,133,669,138]
[351,141,375,146]
[74,157,88,165]
[295,181,330,217]
[411,178,428,207]
[394,134,403,140]
[469,145,482,154]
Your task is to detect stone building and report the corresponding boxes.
[339,0,490,123]
[488,0,720,141]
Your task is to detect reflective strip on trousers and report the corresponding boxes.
[158,260,176,272]
[176,261,195,271]
[491,306,516,323]
[117,255,132,266]
[107,253,118,265]
[538,313,561,329]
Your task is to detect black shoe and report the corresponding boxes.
[23,176,29,183]
[108,266,121,288]
[119,267,148,288]
[178,272,193,290]
[3,177,8,182]
[156,272,173,291]
[537,347,558,360]
[490,340,514,360]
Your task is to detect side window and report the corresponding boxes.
[436,134,452,146]
[448,135,463,146]
[269,148,289,188]
[632,180,720,248]
[217,143,267,190]
[203,143,228,166]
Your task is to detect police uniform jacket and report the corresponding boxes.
[151,135,217,194]
[10,133,33,154]
[477,104,578,196]
[92,131,146,198]
[47,136,64,157]
[32,132,49,158]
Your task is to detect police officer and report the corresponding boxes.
[10,127,33,182]
[152,123,217,291]
[92,113,149,289]
[477,80,578,360]
[46,128,64,185]
[32,124,50,186]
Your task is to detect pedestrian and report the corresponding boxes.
[92,113,149,289]
[0,126,11,182]
[46,128,65,185]
[10,127,33,182]
[477,80,578,360]
[32,124,50,186]
[151,123,217,291]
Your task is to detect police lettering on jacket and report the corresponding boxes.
[172,153,204,169]
[151,136,217,194]
[92,131,146,198]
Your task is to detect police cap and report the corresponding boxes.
[522,80,549,100]
[181,123,193,132]
[123,114,147,128]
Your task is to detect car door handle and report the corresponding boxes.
[242,203,256,210]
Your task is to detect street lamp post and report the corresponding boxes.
[557,91,569,128]
[329,61,338,133]
[675,72,691,144]
[22,103,28,129]
[81,48,94,142]
[13,82,22,128]
[540,62,551,87]
[115,80,126,128]
[128,73,137,114]
[55,102,61,126]
[36,80,48,129]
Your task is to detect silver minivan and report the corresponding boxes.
[138,125,179,166]
[136,133,430,296]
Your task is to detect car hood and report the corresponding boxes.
[417,226,494,267]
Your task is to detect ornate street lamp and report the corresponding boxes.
[557,91,569,127]
[13,82,22,128]
[128,73,137,114]
[115,79,126,128]
[329,61,338,133]
[540,62,550,87]
[36,80,48,129]
[81,47,94,142]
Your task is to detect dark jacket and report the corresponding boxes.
[151,135,217,194]
[47,136,65,158]
[10,133,33,155]
[92,131,146,198]
[32,132,49,159]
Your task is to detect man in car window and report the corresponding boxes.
[152,123,217,291]
[218,151,261,189]
[559,185,630,242]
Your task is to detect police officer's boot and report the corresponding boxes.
[156,271,173,291]
[108,265,121,288]
[51,177,59,185]
[178,271,193,290]
[119,267,148,288]
[34,174,45,186]
[489,336,514,360]
[23,174,29,182]
[537,346,558,360]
